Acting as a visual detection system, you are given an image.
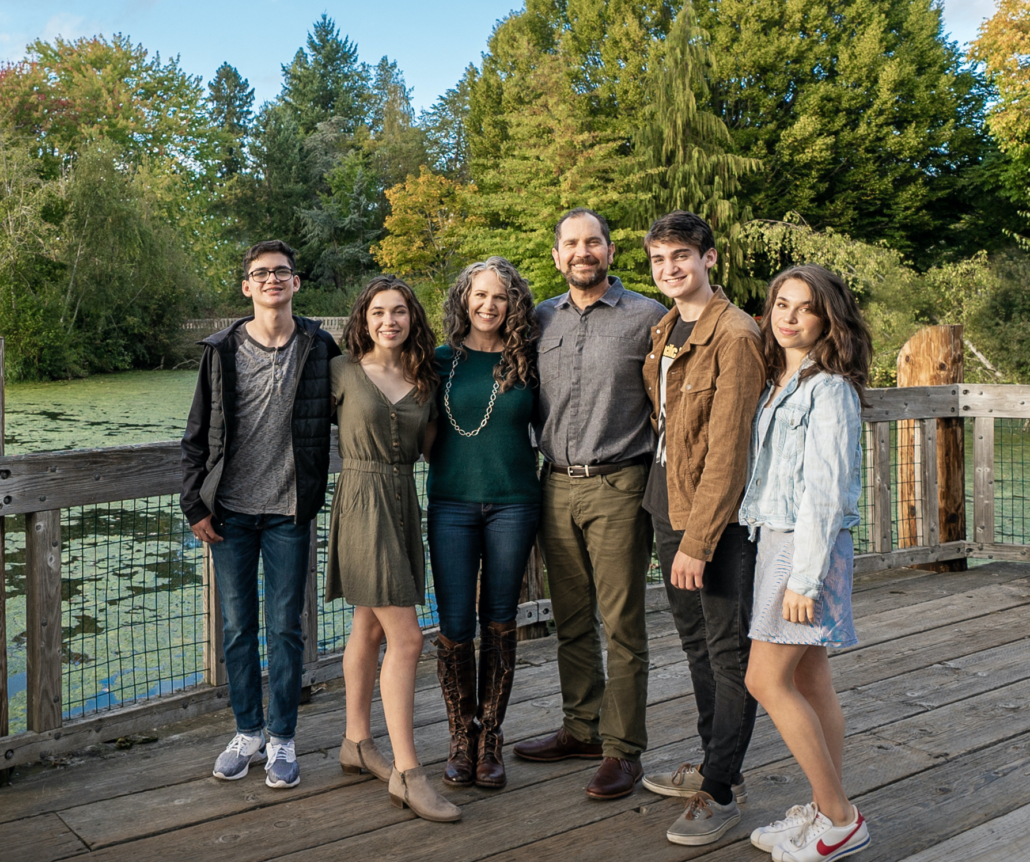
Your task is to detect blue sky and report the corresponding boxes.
[0,1,997,114]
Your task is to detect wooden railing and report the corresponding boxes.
[0,383,1028,769]
[184,317,349,340]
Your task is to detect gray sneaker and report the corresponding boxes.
[666,792,741,846]
[643,762,748,804]
[213,732,266,780]
[265,739,300,788]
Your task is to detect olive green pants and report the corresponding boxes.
[539,464,652,760]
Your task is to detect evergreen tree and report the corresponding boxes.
[636,3,759,292]
[208,63,254,178]
[281,14,370,135]
[421,71,473,181]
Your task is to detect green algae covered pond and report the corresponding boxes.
[3,369,198,455]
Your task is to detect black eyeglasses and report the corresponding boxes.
[247,267,295,283]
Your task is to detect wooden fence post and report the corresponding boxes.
[518,540,549,642]
[896,325,967,572]
[25,510,62,732]
[202,543,227,687]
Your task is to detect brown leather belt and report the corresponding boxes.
[547,455,650,478]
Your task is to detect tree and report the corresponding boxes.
[696,0,995,264]
[281,15,370,135]
[0,34,216,175]
[364,56,427,193]
[208,63,254,178]
[225,103,311,255]
[421,72,473,181]
[636,3,760,292]
[298,149,380,290]
[373,166,468,283]
[970,0,1030,238]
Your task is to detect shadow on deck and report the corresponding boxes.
[4,561,1030,862]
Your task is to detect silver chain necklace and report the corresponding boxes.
[443,348,500,438]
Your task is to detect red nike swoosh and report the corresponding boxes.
[817,812,865,855]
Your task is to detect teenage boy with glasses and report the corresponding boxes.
[181,239,340,788]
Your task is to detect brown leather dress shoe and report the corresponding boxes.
[585,757,644,799]
[512,727,604,762]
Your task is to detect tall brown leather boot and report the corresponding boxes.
[476,620,517,788]
[435,633,479,786]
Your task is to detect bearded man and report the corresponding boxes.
[512,208,666,799]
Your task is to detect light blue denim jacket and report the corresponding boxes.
[738,364,862,599]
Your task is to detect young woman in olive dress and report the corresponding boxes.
[326,275,459,822]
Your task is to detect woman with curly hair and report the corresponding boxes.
[326,276,460,822]
[426,256,540,790]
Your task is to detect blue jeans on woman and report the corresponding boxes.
[209,510,311,740]
[427,500,541,643]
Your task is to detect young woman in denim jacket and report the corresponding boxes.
[738,265,872,862]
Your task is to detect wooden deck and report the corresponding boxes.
[4,561,1030,862]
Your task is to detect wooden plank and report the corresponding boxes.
[896,802,1030,862]
[25,509,62,733]
[854,541,967,574]
[861,386,959,421]
[967,542,1030,562]
[202,543,227,688]
[869,421,892,554]
[0,443,182,515]
[0,812,88,862]
[838,605,1030,691]
[974,416,996,544]
[960,384,1030,418]
[920,417,940,547]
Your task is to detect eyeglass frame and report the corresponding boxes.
[245,267,297,283]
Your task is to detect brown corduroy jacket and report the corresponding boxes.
[643,288,766,561]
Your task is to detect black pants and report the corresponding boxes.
[653,518,758,787]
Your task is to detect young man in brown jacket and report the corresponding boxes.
[639,211,766,845]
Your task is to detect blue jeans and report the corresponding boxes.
[210,511,311,740]
[427,500,541,643]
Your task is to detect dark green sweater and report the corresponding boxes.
[427,345,540,504]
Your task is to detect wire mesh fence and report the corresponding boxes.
[3,414,1030,735]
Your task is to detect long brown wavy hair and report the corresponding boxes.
[761,264,872,407]
[442,257,539,392]
[344,275,439,405]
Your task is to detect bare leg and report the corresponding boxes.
[794,647,844,783]
[343,607,385,742]
[370,604,425,773]
[746,641,852,825]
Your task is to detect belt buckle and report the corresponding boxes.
[566,466,576,477]
[567,464,590,478]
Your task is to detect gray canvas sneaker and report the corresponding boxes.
[265,738,300,788]
[643,762,748,804]
[213,732,266,780]
[666,792,741,846]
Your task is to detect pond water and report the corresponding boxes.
[3,369,198,454]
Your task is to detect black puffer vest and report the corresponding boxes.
[180,316,341,525]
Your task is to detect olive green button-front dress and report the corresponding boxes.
[325,356,437,607]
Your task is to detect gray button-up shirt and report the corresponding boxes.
[535,277,667,466]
